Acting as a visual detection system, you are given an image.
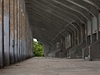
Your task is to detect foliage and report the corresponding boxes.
[33,41,44,57]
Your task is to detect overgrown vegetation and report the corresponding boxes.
[33,41,44,57]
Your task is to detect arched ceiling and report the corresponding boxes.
[25,0,100,44]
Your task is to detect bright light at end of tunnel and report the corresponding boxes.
[33,38,38,42]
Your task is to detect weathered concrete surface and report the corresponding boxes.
[0,0,33,68]
[0,57,100,75]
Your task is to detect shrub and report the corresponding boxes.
[33,41,44,57]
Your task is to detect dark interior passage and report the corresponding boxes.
[0,0,100,68]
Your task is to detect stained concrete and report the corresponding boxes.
[0,57,100,75]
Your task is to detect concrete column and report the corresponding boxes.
[17,0,20,62]
[26,23,28,59]
[81,24,85,43]
[72,24,80,45]
[87,21,91,45]
[25,23,28,59]
[31,35,33,57]
[91,16,97,43]
[65,29,73,47]
[0,0,4,68]
[83,24,88,46]
[88,46,91,60]
[22,11,26,60]
[21,13,24,60]
[9,0,15,64]
[91,16,93,44]
[20,9,24,60]
[14,0,18,63]
[97,13,99,40]
[78,25,82,44]
[82,49,84,59]
[19,5,22,61]
[43,44,50,57]
[72,22,82,44]
[4,0,10,66]
[23,17,27,60]
[66,28,74,47]
[98,12,100,39]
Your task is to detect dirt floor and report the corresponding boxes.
[0,57,100,75]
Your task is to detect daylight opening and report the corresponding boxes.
[33,38,44,57]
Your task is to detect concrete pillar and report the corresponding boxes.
[22,11,26,60]
[0,0,4,68]
[65,29,73,47]
[87,21,91,45]
[82,49,84,59]
[91,16,97,43]
[14,0,18,63]
[4,0,10,66]
[98,12,100,39]
[19,5,22,61]
[72,24,80,45]
[72,22,82,44]
[30,35,33,57]
[81,24,85,42]
[88,46,91,60]
[66,28,74,47]
[17,0,20,62]
[25,22,29,59]
[78,25,82,44]
[97,13,99,40]
[43,44,50,57]
[21,13,24,60]
[9,0,15,64]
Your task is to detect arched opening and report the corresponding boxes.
[33,38,44,57]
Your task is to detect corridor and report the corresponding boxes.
[1,0,100,74]
[0,57,100,75]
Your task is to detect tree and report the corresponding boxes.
[33,41,44,57]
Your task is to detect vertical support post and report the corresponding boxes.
[91,16,98,43]
[82,49,84,59]
[97,12,100,40]
[4,0,10,66]
[84,24,88,46]
[97,15,99,40]
[20,8,22,61]
[17,0,20,62]
[9,0,15,64]
[0,0,4,68]
[88,46,91,60]
[81,26,83,43]
[87,21,91,45]
[14,0,18,63]
[91,17,93,44]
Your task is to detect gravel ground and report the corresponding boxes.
[0,57,100,75]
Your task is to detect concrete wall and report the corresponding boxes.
[83,40,100,60]
[90,40,100,59]
[68,42,86,59]
[0,0,33,68]
[43,44,50,57]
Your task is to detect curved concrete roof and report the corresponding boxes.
[25,0,100,44]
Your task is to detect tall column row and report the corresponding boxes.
[0,0,33,68]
